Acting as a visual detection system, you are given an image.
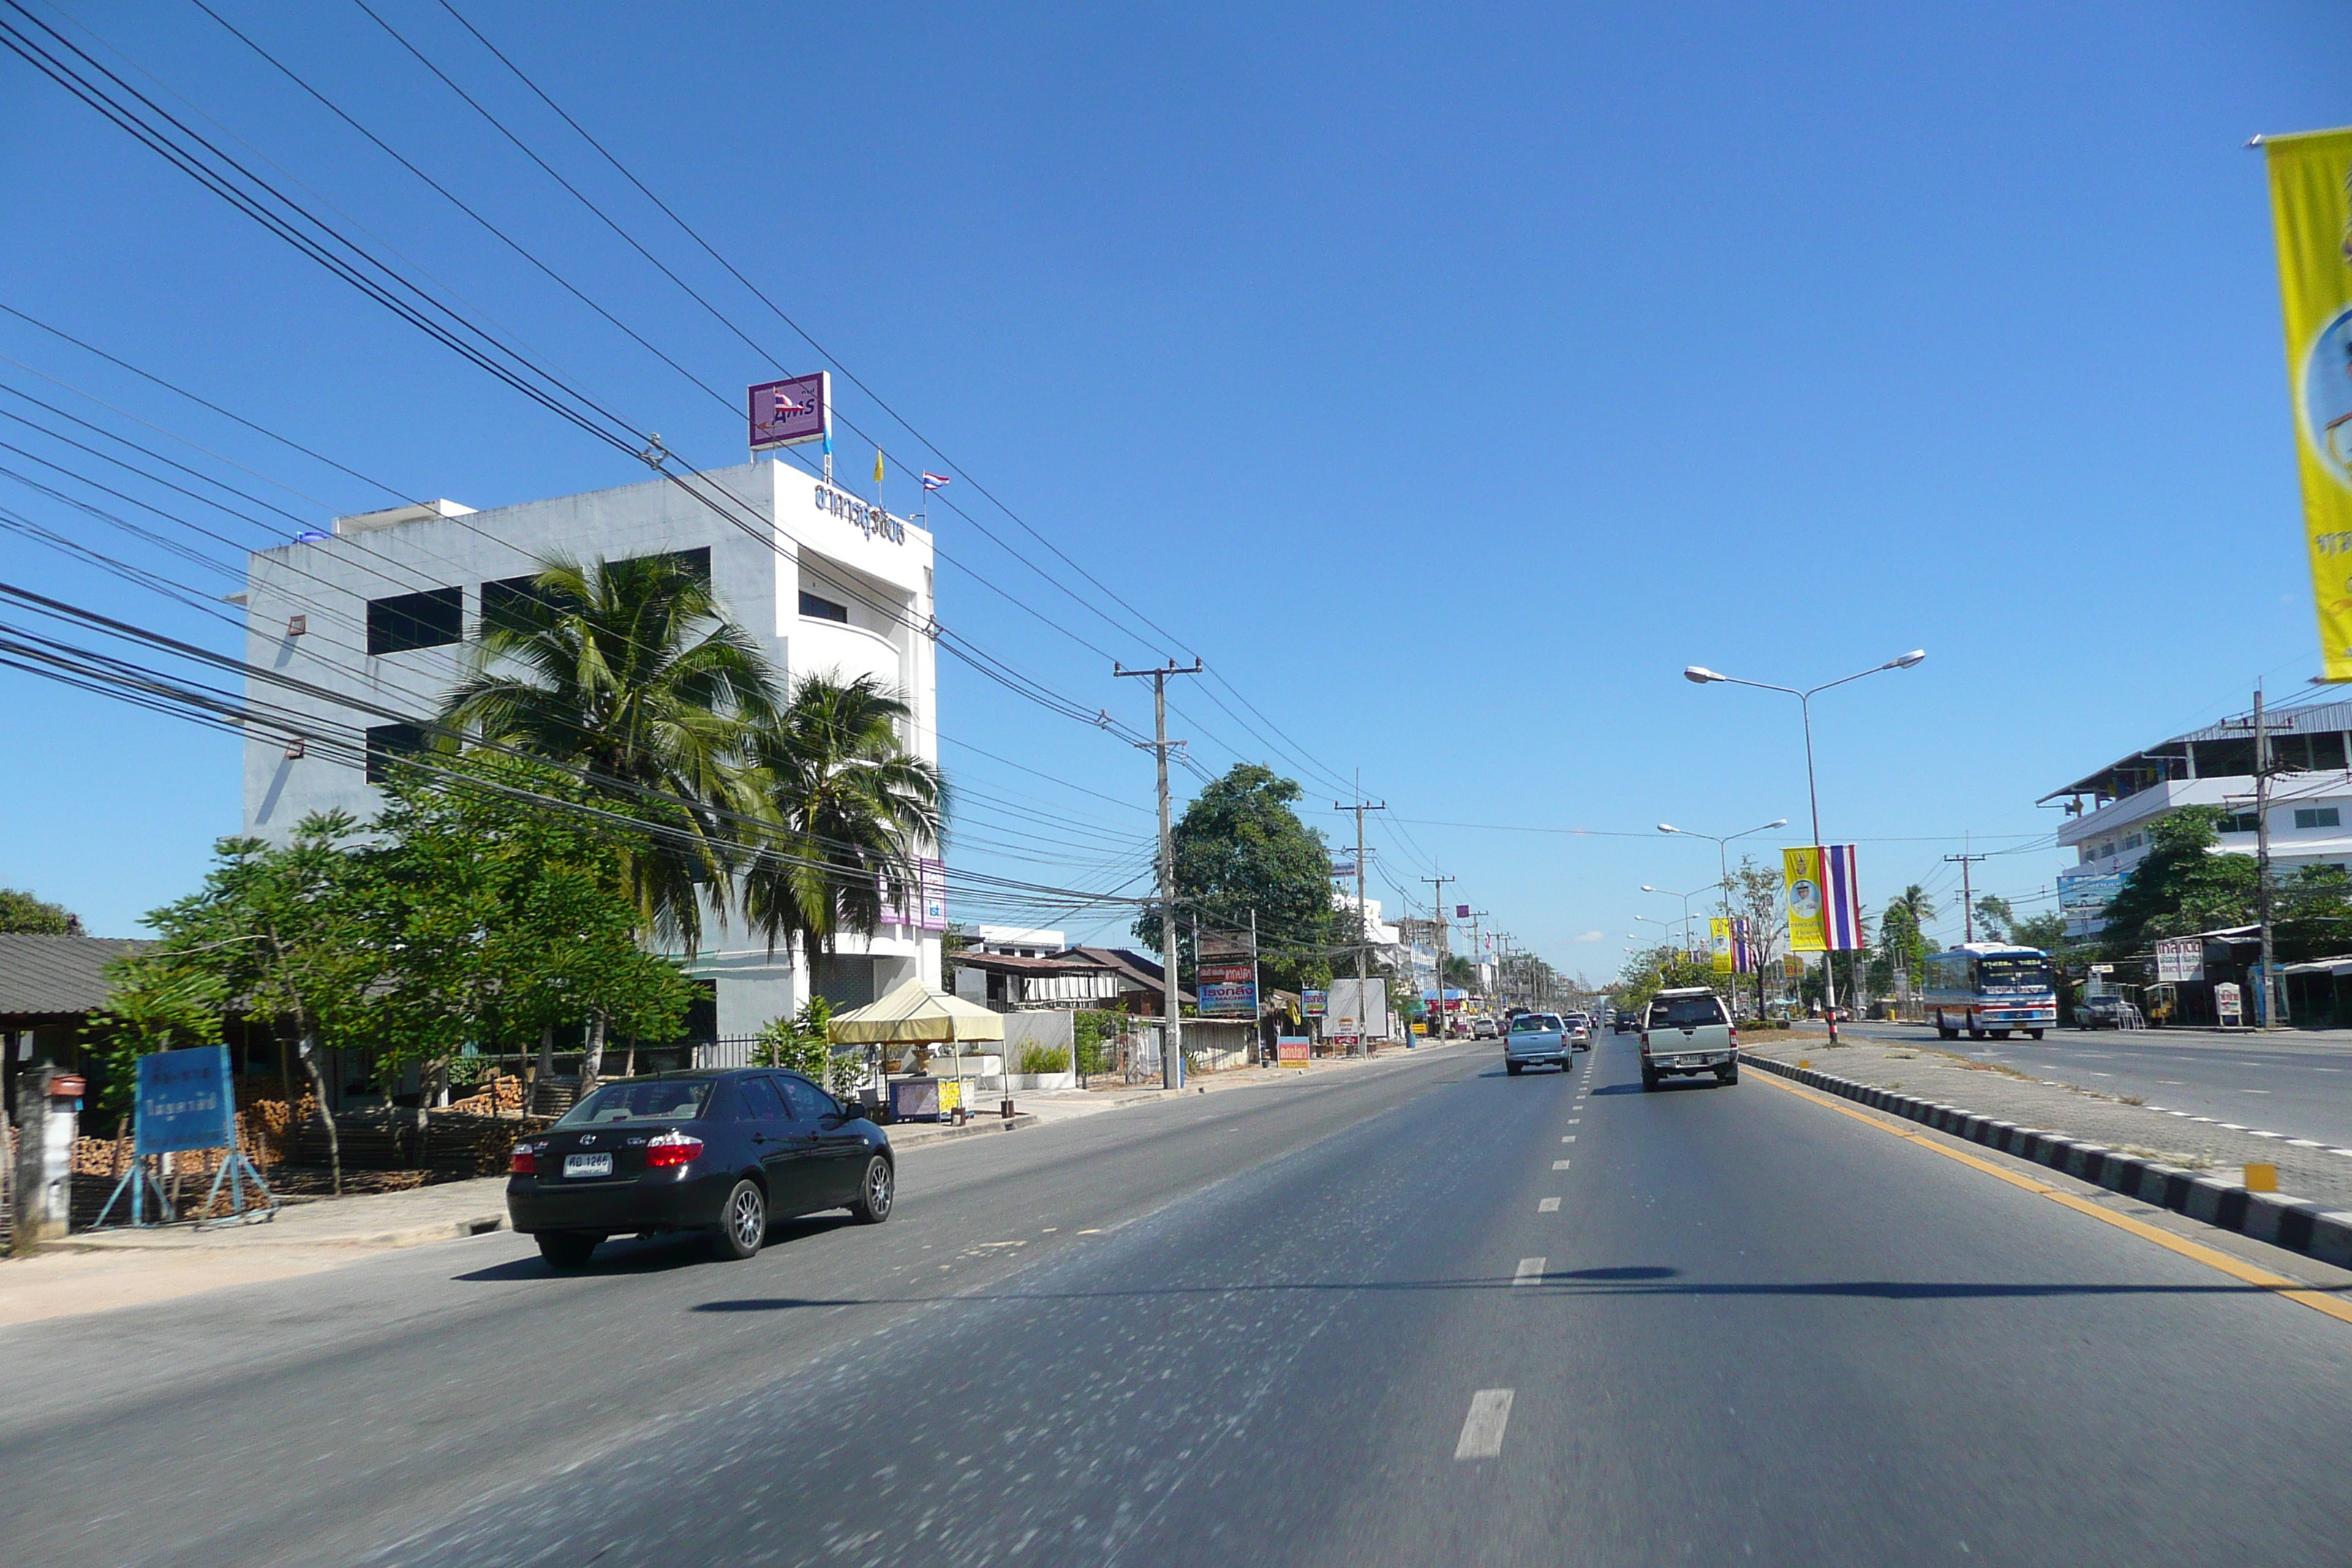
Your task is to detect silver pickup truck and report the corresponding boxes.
[1640,987,1738,1089]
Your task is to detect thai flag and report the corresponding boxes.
[921,472,951,491]
[773,389,808,416]
[1825,845,1865,951]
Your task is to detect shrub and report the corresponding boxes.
[1018,1043,1071,1074]
[753,995,862,1096]
[1074,1009,1124,1075]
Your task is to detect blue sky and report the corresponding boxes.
[1,0,2347,976]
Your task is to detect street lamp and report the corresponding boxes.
[1660,818,1787,1016]
[1638,883,1715,954]
[1683,651,1925,1040]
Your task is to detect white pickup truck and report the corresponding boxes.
[1639,987,1738,1090]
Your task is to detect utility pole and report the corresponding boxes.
[1422,872,1456,1041]
[1944,853,1987,943]
[1115,659,1202,1088]
[2252,688,2280,1029]
[1333,794,1387,1054]
[1463,910,1490,1007]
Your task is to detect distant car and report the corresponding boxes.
[2075,995,2126,1031]
[1504,1012,1572,1075]
[1612,1010,1638,1033]
[1558,1012,1594,1048]
[507,1068,895,1269]
[1471,1014,1499,1040]
[1640,988,1738,1089]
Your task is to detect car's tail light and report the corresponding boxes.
[1638,1032,1649,1052]
[1728,1024,1739,1046]
[644,1131,704,1169]
[509,1143,538,1175]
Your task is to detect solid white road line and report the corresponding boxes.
[1513,1256,1546,1285]
[1538,1197,1561,1213]
[1455,1390,1515,1460]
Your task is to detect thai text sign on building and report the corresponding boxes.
[749,373,829,451]
[1196,932,1257,1017]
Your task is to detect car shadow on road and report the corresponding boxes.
[1592,1079,1734,1094]
[452,1215,859,1282]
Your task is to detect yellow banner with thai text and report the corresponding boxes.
[2266,127,2352,680]
[1784,846,1827,953]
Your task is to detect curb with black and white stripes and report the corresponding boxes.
[1748,1052,2352,1271]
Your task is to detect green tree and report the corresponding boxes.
[0,886,80,935]
[2099,807,2258,954]
[362,754,695,1096]
[438,552,781,954]
[1730,855,1787,1014]
[1972,894,2015,943]
[751,994,861,1095]
[1879,885,1932,978]
[1134,764,1338,995]
[741,672,947,962]
[105,816,385,1193]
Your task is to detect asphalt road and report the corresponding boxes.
[6,1036,2351,1567]
[1835,1018,2352,1150]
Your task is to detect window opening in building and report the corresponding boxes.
[363,722,441,784]
[481,574,565,637]
[798,590,850,623]
[366,588,462,655]
[2294,807,2341,830]
[2218,812,2260,834]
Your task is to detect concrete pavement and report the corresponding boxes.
[8,1033,2352,1566]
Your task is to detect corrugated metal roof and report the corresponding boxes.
[2045,699,2352,801]
[0,934,151,1017]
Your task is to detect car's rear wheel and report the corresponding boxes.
[1716,1064,1738,1085]
[1991,1029,2012,1039]
[1640,1065,1659,1091]
[848,1153,894,1224]
[536,1232,600,1270]
[710,1178,766,1261]
[1506,1061,1523,1076]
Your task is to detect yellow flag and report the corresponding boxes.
[874,447,886,486]
[2265,127,2352,679]
[1784,847,1826,953]
[1710,916,1735,974]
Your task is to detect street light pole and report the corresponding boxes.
[1659,818,1786,1018]
[1684,650,1924,1043]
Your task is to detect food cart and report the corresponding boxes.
[826,977,1009,1121]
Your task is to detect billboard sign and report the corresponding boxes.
[2156,936,2205,984]
[1328,977,1389,1039]
[749,373,829,451]
[918,857,948,932]
[1197,965,1256,1015]
[135,1044,233,1156]
[1302,988,1327,1017]
[1277,1036,1312,1066]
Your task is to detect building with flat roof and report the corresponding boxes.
[2041,699,2352,936]
[238,459,941,1039]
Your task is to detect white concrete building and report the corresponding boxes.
[238,459,942,1039]
[2043,700,2352,936]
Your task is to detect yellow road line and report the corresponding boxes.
[1749,1066,2352,1328]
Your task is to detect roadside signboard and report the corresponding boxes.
[135,1044,232,1156]
[1784,847,1827,951]
[1327,978,1388,1039]
[1277,1035,1312,1066]
[2156,936,2204,984]
[1197,931,1256,1017]
[2217,981,2244,1027]
[1302,989,1327,1017]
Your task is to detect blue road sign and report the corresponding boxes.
[135,1045,232,1156]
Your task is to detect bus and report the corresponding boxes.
[1922,943,2057,1041]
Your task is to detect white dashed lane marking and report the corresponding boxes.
[1561,1135,1577,1143]
[1552,1159,1572,1170]
[1538,1197,1561,1213]
[1455,1390,1515,1459]
[1513,1256,1546,1285]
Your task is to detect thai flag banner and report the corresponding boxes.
[1825,844,1864,951]
[1733,917,1754,974]
[921,472,952,491]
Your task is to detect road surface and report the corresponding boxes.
[4,1036,2348,1567]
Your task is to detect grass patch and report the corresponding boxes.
[2119,1094,2145,1106]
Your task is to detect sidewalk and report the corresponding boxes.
[1,1178,511,1330]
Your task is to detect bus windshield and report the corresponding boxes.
[1977,955,2051,992]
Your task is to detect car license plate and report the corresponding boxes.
[563,1153,613,1179]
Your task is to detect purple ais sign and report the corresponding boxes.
[749,372,829,451]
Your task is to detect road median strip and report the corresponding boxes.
[1745,1052,2352,1323]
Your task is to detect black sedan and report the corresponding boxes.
[507,1068,894,1269]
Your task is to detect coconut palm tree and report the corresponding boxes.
[437,553,780,954]
[742,671,947,960]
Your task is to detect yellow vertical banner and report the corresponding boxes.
[2266,127,2352,680]
[1709,916,1734,974]
[1784,846,1827,953]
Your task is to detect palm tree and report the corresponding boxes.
[742,671,947,960]
[437,553,780,954]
